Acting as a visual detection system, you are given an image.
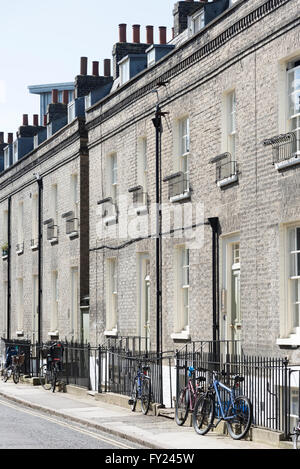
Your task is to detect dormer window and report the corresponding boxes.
[147,49,156,67]
[13,141,18,164]
[68,101,76,123]
[120,58,130,86]
[190,10,205,35]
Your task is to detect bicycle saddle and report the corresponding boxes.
[233,375,244,383]
[196,376,206,382]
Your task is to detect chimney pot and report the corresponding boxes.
[43,115,47,127]
[52,89,58,104]
[92,61,99,76]
[8,133,13,144]
[0,132,4,144]
[62,90,69,105]
[33,114,39,126]
[132,24,140,44]
[146,25,154,44]
[119,23,127,43]
[159,26,167,45]
[104,59,111,77]
[23,114,29,126]
[80,57,88,76]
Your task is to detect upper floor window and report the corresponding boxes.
[226,91,236,159]
[287,60,300,153]
[191,10,205,35]
[178,116,190,190]
[109,153,118,203]
[17,201,24,252]
[31,193,39,249]
[120,59,130,86]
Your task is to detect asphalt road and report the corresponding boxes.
[0,396,145,449]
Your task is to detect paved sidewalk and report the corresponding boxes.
[0,381,277,450]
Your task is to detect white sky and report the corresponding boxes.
[0,0,175,138]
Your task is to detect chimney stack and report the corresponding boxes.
[92,61,99,76]
[52,89,58,104]
[62,90,69,105]
[80,57,88,76]
[104,59,111,77]
[133,24,140,44]
[119,23,127,43]
[146,25,154,44]
[159,26,167,45]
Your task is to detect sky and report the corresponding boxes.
[0,0,175,138]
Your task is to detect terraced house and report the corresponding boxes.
[0,61,114,345]
[87,0,300,362]
[0,0,300,365]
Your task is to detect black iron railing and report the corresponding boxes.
[163,172,190,200]
[263,132,299,165]
[175,347,290,437]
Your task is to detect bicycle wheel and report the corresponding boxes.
[2,368,10,383]
[226,395,252,440]
[13,367,20,384]
[39,364,53,391]
[141,377,151,415]
[175,388,189,426]
[292,429,300,450]
[130,379,138,412]
[192,393,215,435]
[51,366,58,393]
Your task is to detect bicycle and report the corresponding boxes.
[39,342,64,393]
[175,366,206,426]
[2,347,25,384]
[291,419,300,449]
[11,353,25,384]
[128,359,152,415]
[192,368,252,440]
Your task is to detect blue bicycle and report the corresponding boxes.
[192,369,252,440]
[128,360,151,415]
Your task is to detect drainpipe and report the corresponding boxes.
[152,104,163,358]
[6,196,11,340]
[152,103,164,406]
[208,217,220,361]
[36,174,43,345]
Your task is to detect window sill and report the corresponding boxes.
[16,249,24,256]
[16,330,24,337]
[171,331,191,342]
[104,216,118,226]
[275,154,300,170]
[277,333,300,348]
[48,331,59,338]
[49,238,58,245]
[2,255,8,261]
[30,244,39,251]
[217,174,238,187]
[170,191,191,203]
[135,205,148,216]
[68,231,79,240]
[104,329,118,337]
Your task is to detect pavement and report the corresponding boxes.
[0,380,284,450]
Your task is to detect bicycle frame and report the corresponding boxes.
[213,379,236,422]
